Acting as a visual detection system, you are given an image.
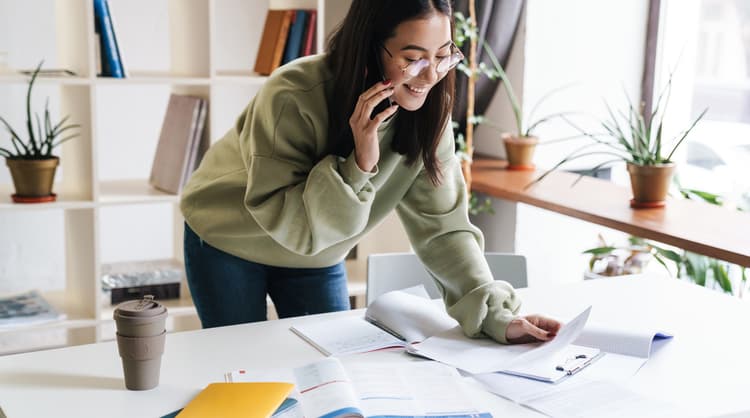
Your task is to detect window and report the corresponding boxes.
[659,0,750,210]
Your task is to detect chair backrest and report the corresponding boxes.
[366,252,528,306]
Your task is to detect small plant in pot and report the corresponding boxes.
[474,44,577,171]
[0,61,79,203]
[530,77,707,208]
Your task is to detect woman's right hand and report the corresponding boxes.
[349,80,398,172]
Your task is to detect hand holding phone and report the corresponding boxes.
[369,48,394,120]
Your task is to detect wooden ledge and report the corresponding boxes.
[470,157,750,268]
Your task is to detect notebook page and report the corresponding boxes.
[290,316,404,356]
[364,288,457,343]
[574,324,673,358]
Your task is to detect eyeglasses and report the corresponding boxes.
[381,42,464,79]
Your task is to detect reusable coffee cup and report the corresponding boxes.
[113,295,168,390]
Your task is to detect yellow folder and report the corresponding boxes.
[177,382,295,418]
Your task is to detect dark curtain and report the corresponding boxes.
[452,0,525,135]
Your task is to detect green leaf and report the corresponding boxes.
[680,188,723,206]
[582,246,617,255]
[652,253,673,277]
[683,252,708,286]
[26,61,43,148]
[666,107,708,162]
[651,246,682,264]
[710,261,733,294]
[525,82,578,130]
[482,42,523,136]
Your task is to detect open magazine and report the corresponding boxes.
[225,357,491,418]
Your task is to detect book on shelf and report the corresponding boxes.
[149,94,208,194]
[0,290,66,328]
[101,259,183,304]
[182,98,208,188]
[301,10,317,57]
[281,10,309,65]
[225,357,491,418]
[93,0,125,78]
[254,9,295,75]
[105,0,129,77]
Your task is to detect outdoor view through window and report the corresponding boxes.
[678,0,750,210]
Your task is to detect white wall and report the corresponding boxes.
[473,0,650,287]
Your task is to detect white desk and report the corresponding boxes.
[1,276,749,418]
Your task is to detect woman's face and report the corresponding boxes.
[380,13,453,111]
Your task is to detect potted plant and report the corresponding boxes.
[0,61,79,203]
[530,77,707,208]
[471,42,576,171]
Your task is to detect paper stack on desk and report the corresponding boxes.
[410,305,672,380]
[408,306,597,378]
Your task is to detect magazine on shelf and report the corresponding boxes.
[0,290,66,328]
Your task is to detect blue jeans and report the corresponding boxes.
[183,223,350,328]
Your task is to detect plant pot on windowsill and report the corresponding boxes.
[6,157,60,202]
[502,133,538,171]
[626,162,675,209]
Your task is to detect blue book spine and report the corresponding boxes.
[93,0,124,78]
[281,10,308,65]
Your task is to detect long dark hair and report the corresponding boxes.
[326,0,455,185]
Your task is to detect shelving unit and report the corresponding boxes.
[0,0,360,354]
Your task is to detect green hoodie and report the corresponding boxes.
[180,54,520,343]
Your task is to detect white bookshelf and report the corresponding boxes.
[0,0,363,354]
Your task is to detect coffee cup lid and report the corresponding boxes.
[113,295,167,319]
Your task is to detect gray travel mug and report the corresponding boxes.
[113,295,168,390]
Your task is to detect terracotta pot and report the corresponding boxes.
[626,162,675,208]
[6,157,59,199]
[502,134,538,171]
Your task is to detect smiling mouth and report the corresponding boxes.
[405,84,428,94]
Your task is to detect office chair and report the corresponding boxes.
[365,252,527,306]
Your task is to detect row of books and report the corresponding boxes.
[93,0,126,78]
[149,94,209,195]
[254,9,318,76]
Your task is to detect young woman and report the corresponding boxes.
[180,0,560,344]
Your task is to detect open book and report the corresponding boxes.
[289,286,457,356]
[225,358,490,418]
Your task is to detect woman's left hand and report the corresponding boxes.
[505,314,562,344]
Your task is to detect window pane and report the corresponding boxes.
[680,0,750,210]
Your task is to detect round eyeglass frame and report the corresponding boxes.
[381,41,465,78]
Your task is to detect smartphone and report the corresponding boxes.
[367,47,393,120]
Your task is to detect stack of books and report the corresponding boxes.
[149,94,208,195]
[254,9,317,76]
